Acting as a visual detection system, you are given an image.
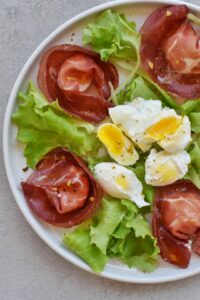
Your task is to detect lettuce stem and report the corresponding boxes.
[187,13,200,26]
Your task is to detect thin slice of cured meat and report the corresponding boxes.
[163,21,200,75]
[152,180,200,268]
[140,5,200,101]
[159,181,200,240]
[21,148,103,228]
[153,213,191,268]
[37,44,119,123]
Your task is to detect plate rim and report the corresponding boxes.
[3,0,200,284]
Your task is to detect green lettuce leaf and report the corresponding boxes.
[63,228,108,272]
[123,255,158,272]
[181,96,200,133]
[82,9,140,65]
[190,139,200,171]
[117,76,158,104]
[112,222,131,239]
[12,82,102,168]
[185,134,200,188]
[117,72,179,109]
[131,162,155,208]
[90,197,126,255]
[126,214,152,239]
[120,230,159,270]
[188,112,200,133]
[110,200,159,272]
[185,165,200,189]
[181,98,200,114]
[64,197,159,273]
[121,198,138,215]
[180,93,200,188]
[127,158,155,211]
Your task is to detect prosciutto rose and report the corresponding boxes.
[153,180,200,268]
[140,5,200,102]
[21,148,103,228]
[37,44,119,123]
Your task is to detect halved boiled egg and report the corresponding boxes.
[109,98,191,153]
[94,162,149,208]
[145,109,191,153]
[97,123,139,166]
[145,149,191,186]
[109,98,162,152]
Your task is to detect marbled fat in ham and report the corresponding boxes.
[163,21,200,75]
[21,148,103,228]
[37,44,119,123]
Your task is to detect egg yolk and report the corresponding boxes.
[97,124,125,155]
[156,161,179,183]
[146,117,181,140]
[115,175,129,190]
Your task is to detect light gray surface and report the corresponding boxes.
[1,0,200,299]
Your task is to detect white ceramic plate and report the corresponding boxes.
[3,0,200,283]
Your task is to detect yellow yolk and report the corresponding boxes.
[146,117,181,141]
[115,175,129,190]
[97,124,125,155]
[156,161,179,183]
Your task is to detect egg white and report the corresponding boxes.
[109,98,191,154]
[145,149,191,186]
[97,123,139,166]
[94,162,149,208]
[157,115,191,153]
[109,98,163,152]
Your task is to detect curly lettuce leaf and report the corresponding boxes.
[187,135,200,187]
[117,71,179,109]
[185,134,200,188]
[123,255,158,272]
[112,222,131,240]
[83,9,140,66]
[12,82,102,168]
[185,165,200,189]
[118,231,159,272]
[63,228,108,272]
[117,76,158,104]
[190,139,200,170]
[182,98,200,114]
[126,214,152,239]
[181,96,200,133]
[126,159,155,211]
[188,112,200,134]
[64,197,159,273]
[131,162,155,208]
[180,93,200,188]
[110,199,159,272]
[90,197,126,255]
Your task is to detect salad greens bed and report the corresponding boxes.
[12,9,200,272]
[82,9,140,70]
[64,197,159,272]
[12,83,103,169]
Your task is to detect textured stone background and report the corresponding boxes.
[0,0,200,299]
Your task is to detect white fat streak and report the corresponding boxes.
[179,57,200,74]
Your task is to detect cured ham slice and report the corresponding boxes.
[163,21,200,75]
[140,5,200,101]
[37,44,119,123]
[160,195,200,240]
[153,180,200,268]
[153,212,191,268]
[21,148,103,227]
